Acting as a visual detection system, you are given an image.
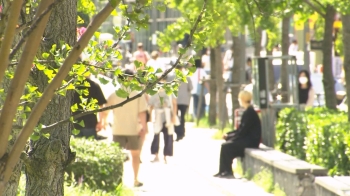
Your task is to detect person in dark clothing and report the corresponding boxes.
[73,77,107,139]
[214,90,261,178]
[298,70,314,107]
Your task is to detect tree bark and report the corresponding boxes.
[322,5,337,109]
[231,35,244,125]
[266,34,275,91]
[24,0,77,195]
[281,16,290,102]
[214,45,226,129]
[342,14,350,121]
[254,27,262,57]
[209,47,217,125]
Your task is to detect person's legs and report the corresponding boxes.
[176,105,187,141]
[215,141,244,177]
[113,136,129,161]
[200,95,206,119]
[174,106,181,139]
[162,126,173,163]
[192,94,199,119]
[126,136,143,187]
[130,150,142,186]
[150,133,160,161]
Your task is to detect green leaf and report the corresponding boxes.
[109,0,118,7]
[25,106,31,112]
[111,9,118,16]
[66,83,75,90]
[134,61,143,69]
[36,64,46,71]
[42,133,50,139]
[71,103,79,112]
[42,53,50,59]
[72,129,80,135]
[156,4,166,12]
[94,32,100,39]
[78,120,85,128]
[99,77,110,85]
[114,68,122,76]
[8,135,13,141]
[30,133,40,141]
[28,85,38,93]
[115,89,129,98]
[188,66,196,74]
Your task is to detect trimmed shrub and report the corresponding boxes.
[65,137,124,192]
[276,107,350,176]
[276,108,307,160]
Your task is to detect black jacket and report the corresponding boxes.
[226,106,261,148]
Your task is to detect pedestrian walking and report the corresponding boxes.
[174,65,193,141]
[102,69,148,187]
[149,75,178,163]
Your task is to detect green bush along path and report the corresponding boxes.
[276,107,350,176]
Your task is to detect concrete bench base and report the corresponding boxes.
[315,176,350,196]
[243,145,328,196]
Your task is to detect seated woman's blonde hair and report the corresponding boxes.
[238,90,252,103]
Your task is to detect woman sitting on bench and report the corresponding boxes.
[214,90,262,178]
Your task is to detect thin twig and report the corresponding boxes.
[9,0,60,61]
[41,0,208,133]
[0,101,31,112]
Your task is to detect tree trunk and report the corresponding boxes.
[281,16,290,102]
[24,0,77,195]
[266,34,275,91]
[322,5,337,109]
[209,47,217,125]
[342,14,350,121]
[254,27,262,57]
[2,2,31,194]
[214,45,226,129]
[231,35,244,125]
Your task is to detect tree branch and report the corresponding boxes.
[0,0,24,87]
[8,0,59,61]
[0,1,123,191]
[0,0,55,160]
[312,0,326,11]
[304,0,326,17]
[41,0,208,133]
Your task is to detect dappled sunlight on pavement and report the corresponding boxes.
[121,123,273,196]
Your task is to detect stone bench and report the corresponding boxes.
[242,145,328,196]
[315,176,350,196]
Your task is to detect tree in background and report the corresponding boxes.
[0,0,208,195]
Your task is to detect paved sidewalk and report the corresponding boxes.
[117,123,272,196]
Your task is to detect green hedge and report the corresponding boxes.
[276,107,350,176]
[65,138,124,192]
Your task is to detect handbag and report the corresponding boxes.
[169,95,180,126]
[196,69,208,95]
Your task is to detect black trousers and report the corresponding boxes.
[151,124,173,156]
[175,104,188,140]
[218,140,245,174]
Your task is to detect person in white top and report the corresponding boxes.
[146,51,164,72]
[201,48,211,74]
[190,59,209,119]
[222,46,234,82]
[288,40,298,62]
